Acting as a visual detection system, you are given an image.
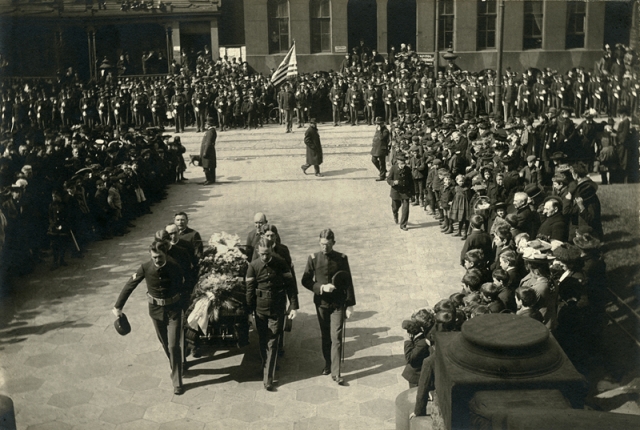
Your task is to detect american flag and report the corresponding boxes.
[270,42,298,86]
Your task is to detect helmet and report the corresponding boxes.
[114,313,131,336]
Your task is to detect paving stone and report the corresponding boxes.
[114,419,160,430]
[118,375,162,392]
[293,416,340,430]
[359,398,396,421]
[47,389,93,408]
[130,389,174,407]
[0,375,44,394]
[43,331,84,345]
[296,385,339,405]
[24,353,65,368]
[229,400,274,422]
[26,421,73,430]
[189,401,231,423]
[72,421,115,430]
[157,418,205,430]
[203,418,254,430]
[170,388,216,408]
[100,403,146,425]
[143,402,189,423]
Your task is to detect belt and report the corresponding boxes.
[257,288,285,299]
[147,293,181,306]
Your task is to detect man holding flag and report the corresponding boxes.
[270,42,298,133]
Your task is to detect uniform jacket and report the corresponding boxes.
[387,163,414,200]
[178,227,203,259]
[115,259,184,321]
[302,250,356,309]
[199,127,217,169]
[304,125,323,166]
[246,254,298,317]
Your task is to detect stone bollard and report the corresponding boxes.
[0,395,16,430]
[395,387,432,430]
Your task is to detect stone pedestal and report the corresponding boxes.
[0,395,16,430]
[434,314,586,430]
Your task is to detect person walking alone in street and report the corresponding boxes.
[301,118,323,177]
[371,117,390,181]
[387,154,415,231]
[199,116,217,185]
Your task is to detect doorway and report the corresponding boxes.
[347,0,378,52]
[387,0,416,53]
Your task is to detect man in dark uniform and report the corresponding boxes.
[301,228,355,385]
[371,117,390,181]
[112,241,185,394]
[246,237,298,391]
[174,211,203,259]
[199,116,217,185]
[301,118,323,177]
[387,154,415,231]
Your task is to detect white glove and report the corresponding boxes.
[321,284,336,293]
[345,306,353,319]
[288,309,297,319]
[112,307,123,317]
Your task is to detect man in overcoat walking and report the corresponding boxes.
[371,116,390,181]
[301,118,323,177]
[387,154,415,230]
[199,116,217,185]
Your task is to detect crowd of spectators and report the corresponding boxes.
[389,73,638,417]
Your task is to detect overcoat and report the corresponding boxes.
[304,125,323,166]
[199,127,217,169]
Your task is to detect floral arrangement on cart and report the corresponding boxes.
[184,232,250,348]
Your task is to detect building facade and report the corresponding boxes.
[244,0,613,75]
[0,0,633,78]
[0,0,225,78]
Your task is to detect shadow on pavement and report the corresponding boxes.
[321,168,367,177]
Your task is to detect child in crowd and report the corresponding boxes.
[439,172,455,234]
[449,174,471,238]
[515,286,543,322]
[401,308,435,388]
[460,214,493,266]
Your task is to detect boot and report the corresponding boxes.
[425,205,434,215]
[435,209,443,220]
[461,226,468,240]
[453,222,462,237]
[441,218,450,232]
[444,219,454,234]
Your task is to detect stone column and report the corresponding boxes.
[171,21,181,64]
[417,0,436,53]
[542,0,566,51]
[585,0,605,51]
[377,0,388,55]
[210,18,220,60]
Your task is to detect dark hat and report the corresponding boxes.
[494,201,508,211]
[575,225,594,237]
[114,313,131,336]
[553,243,582,264]
[375,116,385,124]
[396,154,406,162]
[574,233,601,250]
[431,158,442,166]
[552,172,569,184]
[526,155,537,163]
[524,184,542,199]
[560,106,573,113]
[309,118,317,124]
[547,107,558,116]
[550,152,567,161]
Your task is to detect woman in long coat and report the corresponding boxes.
[301,118,323,177]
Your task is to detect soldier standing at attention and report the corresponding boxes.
[246,237,298,391]
[371,116,390,181]
[302,229,356,385]
[112,241,185,395]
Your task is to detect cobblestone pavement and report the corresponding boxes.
[0,122,464,429]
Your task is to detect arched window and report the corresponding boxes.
[310,0,331,53]
[268,0,290,54]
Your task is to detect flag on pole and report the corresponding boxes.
[270,42,298,86]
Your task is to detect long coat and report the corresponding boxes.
[304,125,323,166]
[387,163,414,200]
[371,126,390,157]
[199,127,217,169]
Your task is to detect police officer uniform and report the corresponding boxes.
[246,254,298,390]
[114,258,184,393]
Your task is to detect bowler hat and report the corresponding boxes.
[114,313,131,336]
[524,184,542,200]
[553,243,582,264]
[206,116,216,126]
[309,118,317,124]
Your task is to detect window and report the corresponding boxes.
[438,0,454,50]
[523,1,543,50]
[268,0,290,54]
[310,0,331,53]
[566,0,586,49]
[477,0,497,50]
